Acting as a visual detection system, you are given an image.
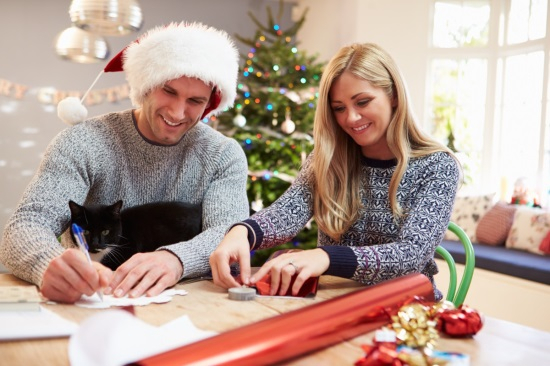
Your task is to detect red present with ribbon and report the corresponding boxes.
[254,248,319,298]
[436,304,484,337]
[255,273,319,297]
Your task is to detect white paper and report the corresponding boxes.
[68,309,216,366]
[0,306,78,340]
[72,288,188,309]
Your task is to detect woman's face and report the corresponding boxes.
[329,71,396,160]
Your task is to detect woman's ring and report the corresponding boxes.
[288,260,298,272]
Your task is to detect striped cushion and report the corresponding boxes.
[475,201,517,246]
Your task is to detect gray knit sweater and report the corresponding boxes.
[0,110,249,286]
[243,152,460,300]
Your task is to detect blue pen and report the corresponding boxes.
[71,223,104,302]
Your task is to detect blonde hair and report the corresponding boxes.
[312,43,457,241]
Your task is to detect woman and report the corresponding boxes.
[210,43,460,300]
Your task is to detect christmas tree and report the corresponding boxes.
[212,0,326,265]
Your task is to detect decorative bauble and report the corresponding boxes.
[281,117,295,134]
[233,113,247,127]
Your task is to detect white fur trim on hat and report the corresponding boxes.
[123,22,239,117]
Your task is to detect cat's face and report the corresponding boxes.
[68,200,123,254]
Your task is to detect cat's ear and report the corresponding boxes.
[68,200,82,216]
[112,200,123,216]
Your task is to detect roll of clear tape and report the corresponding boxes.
[228,287,256,301]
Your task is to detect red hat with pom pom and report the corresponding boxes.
[57,22,239,125]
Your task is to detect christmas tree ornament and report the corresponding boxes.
[233,112,247,127]
[281,109,295,134]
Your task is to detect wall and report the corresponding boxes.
[295,0,431,124]
[0,0,295,271]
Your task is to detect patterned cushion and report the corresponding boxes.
[505,206,550,254]
[475,201,517,246]
[445,193,495,243]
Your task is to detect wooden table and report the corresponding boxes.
[1,273,549,365]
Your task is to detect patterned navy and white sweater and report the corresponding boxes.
[242,151,460,300]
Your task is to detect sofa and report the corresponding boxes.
[435,193,550,332]
[441,193,550,286]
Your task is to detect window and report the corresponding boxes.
[432,0,490,47]
[428,0,550,206]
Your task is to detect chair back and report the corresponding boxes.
[435,221,475,306]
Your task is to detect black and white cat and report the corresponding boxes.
[68,200,202,270]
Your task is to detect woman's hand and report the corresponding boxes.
[41,248,113,303]
[250,248,330,296]
[103,250,183,298]
[210,225,251,289]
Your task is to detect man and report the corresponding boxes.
[0,22,249,303]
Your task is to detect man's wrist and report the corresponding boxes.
[157,249,184,279]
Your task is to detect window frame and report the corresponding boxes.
[426,0,550,201]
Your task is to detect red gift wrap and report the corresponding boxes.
[135,273,434,366]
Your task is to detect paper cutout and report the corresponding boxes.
[74,288,188,309]
[68,309,216,366]
[0,306,78,340]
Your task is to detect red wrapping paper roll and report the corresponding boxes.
[135,273,434,366]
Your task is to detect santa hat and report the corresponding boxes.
[58,22,239,125]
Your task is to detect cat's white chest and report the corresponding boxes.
[89,249,110,262]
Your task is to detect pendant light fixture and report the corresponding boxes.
[54,26,110,63]
[69,0,144,36]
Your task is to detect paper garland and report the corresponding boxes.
[0,78,129,106]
